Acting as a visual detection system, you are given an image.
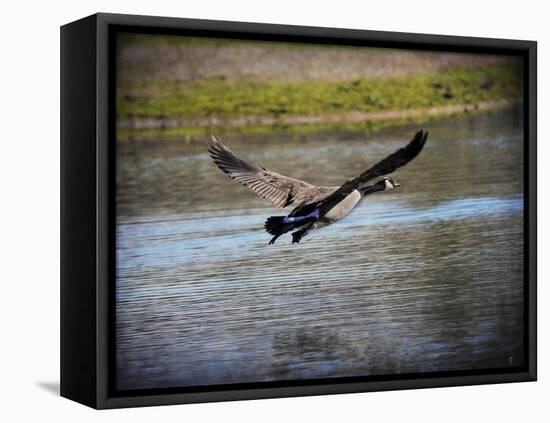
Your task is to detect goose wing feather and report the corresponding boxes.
[208,136,321,208]
[291,130,428,217]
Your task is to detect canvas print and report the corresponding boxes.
[115,32,525,391]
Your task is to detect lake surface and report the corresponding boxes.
[115,107,525,390]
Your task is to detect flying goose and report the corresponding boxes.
[207,130,428,244]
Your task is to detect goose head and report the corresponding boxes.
[383,177,400,190]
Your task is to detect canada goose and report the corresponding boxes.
[208,130,428,244]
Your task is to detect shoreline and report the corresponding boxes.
[117,99,520,142]
[118,98,518,131]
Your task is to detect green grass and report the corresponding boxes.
[117,64,522,141]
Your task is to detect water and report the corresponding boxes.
[115,107,524,390]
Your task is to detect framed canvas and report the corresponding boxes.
[60,13,537,409]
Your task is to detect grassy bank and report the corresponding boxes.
[117,64,522,142]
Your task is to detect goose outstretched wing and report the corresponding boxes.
[291,130,428,217]
[208,136,318,208]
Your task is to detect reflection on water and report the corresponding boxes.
[116,107,524,390]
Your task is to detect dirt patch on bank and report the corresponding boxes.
[117,34,518,83]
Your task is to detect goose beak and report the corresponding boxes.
[394,181,401,187]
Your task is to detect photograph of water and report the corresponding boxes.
[114,34,525,391]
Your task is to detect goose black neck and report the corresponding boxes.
[361,180,386,196]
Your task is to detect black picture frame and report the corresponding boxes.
[61,12,537,409]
